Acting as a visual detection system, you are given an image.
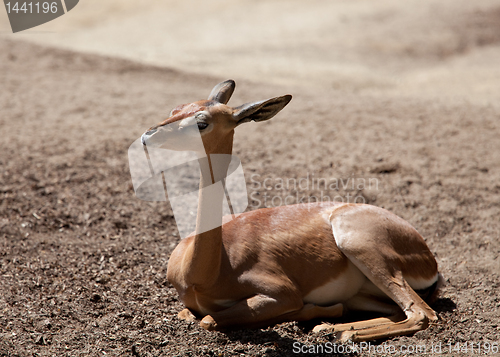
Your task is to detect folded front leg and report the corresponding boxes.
[200,293,305,331]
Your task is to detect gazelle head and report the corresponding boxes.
[141,80,292,155]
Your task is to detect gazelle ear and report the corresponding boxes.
[232,95,292,126]
[208,79,236,104]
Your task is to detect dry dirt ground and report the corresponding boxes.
[1,2,500,356]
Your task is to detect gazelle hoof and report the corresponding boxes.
[313,323,354,342]
[335,330,356,343]
[200,315,217,331]
[178,308,197,322]
[312,323,334,333]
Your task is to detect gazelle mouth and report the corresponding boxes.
[141,132,152,146]
[141,128,158,145]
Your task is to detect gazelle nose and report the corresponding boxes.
[141,128,158,146]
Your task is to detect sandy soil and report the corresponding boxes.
[3,0,500,104]
[1,1,500,356]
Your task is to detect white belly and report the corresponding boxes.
[303,261,366,305]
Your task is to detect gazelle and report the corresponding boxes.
[140,80,443,342]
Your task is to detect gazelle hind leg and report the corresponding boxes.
[313,293,403,333]
[334,269,437,342]
[313,313,405,334]
[328,204,439,342]
[314,273,437,342]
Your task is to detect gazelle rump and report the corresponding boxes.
[140,80,443,342]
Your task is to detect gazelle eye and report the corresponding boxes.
[197,122,209,130]
[195,113,209,130]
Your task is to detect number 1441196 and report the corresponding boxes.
[5,2,59,14]
[446,342,498,354]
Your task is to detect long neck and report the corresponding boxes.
[182,134,234,288]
